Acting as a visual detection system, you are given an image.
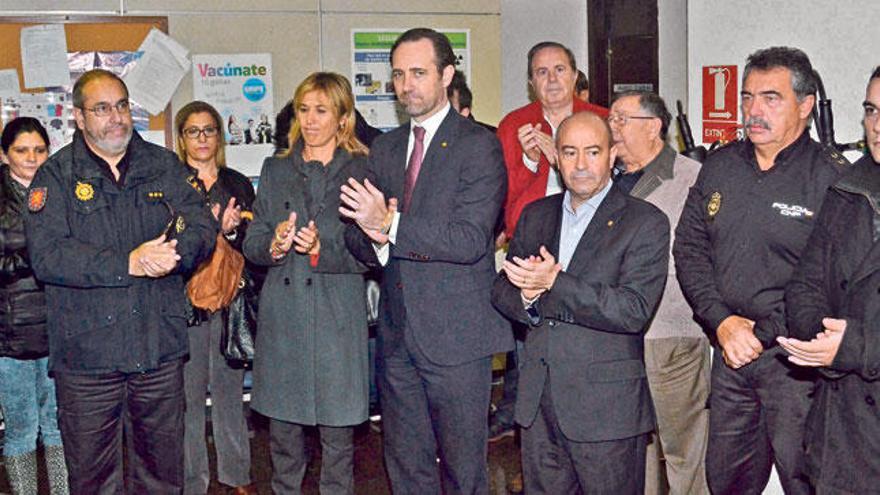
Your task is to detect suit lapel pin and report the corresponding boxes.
[607,220,614,227]
[441,141,448,148]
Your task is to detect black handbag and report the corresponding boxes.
[221,273,258,364]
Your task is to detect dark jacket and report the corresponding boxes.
[345,109,511,366]
[674,132,847,347]
[0,166,48,359]
[786,155,880,492]
[25,131,216,374]
[492,185,669,442]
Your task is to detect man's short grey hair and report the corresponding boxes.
[743,46,816,101]
[611,90,672,141]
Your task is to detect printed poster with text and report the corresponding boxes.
[351,30,470,131]
[193,53,274,178]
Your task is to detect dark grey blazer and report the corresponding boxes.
[492,184,670,442]
[345,109,512,365]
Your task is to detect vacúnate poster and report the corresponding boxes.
[192,53,274,177]
[351,29,470,131]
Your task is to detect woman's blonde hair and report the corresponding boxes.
[283,72,368,157]
[174,100,227,167]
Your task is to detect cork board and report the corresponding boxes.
[0,16,170,139]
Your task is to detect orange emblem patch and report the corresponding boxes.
[28,187,47,212]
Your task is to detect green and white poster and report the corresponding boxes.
[351,29,470,131]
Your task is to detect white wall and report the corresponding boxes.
[658,0,688,125]
[0,0,503,127]
[500,0,691,142]
[688,0,877,155]
[500,0,589,115]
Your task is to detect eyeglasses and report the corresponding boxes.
[82,100,131,117]
[183,126,220,139]
[607,113,656,126]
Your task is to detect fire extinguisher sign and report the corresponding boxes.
[702,65,739,144]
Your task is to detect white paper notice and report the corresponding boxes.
[0,69,20,97]
[124,28,190,115]
[20,25,71,89]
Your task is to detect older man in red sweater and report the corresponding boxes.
[497,41,608,240]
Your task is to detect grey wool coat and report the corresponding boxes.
[243,145,369,426]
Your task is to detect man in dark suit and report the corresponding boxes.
[341,28,510,494]
[492,111,669,494]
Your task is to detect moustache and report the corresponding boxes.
[744,117,771,130]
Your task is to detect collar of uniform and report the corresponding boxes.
[740,130,810,172]
[72,129,134,184]
[834,154,880,213]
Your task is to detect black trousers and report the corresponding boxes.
[54,358,185,494]
[378,329,493,495]
[706,346,815,495]
[521,379,648,494]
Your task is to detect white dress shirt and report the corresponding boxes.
[374,102,452,264]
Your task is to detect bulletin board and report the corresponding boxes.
[0,16,171,143]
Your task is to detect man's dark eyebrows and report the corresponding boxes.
[864,101,878,109]
[758,90,782,97]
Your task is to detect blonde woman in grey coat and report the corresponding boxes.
[243,72,369,495]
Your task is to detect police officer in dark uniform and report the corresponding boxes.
[25,69,215,493]
[673,47,848,495]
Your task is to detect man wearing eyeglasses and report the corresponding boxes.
[609,91,709,495]
[24,68,216,493]
[674,47,848,494]
[779,66,880,494]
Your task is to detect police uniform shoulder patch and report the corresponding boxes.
[75,181,94,202]
[707,191,722,218]
[28,187,47,212]
[823,145,850,168]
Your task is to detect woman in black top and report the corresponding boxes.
[0,117,68,494]
[174,101,256,495]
